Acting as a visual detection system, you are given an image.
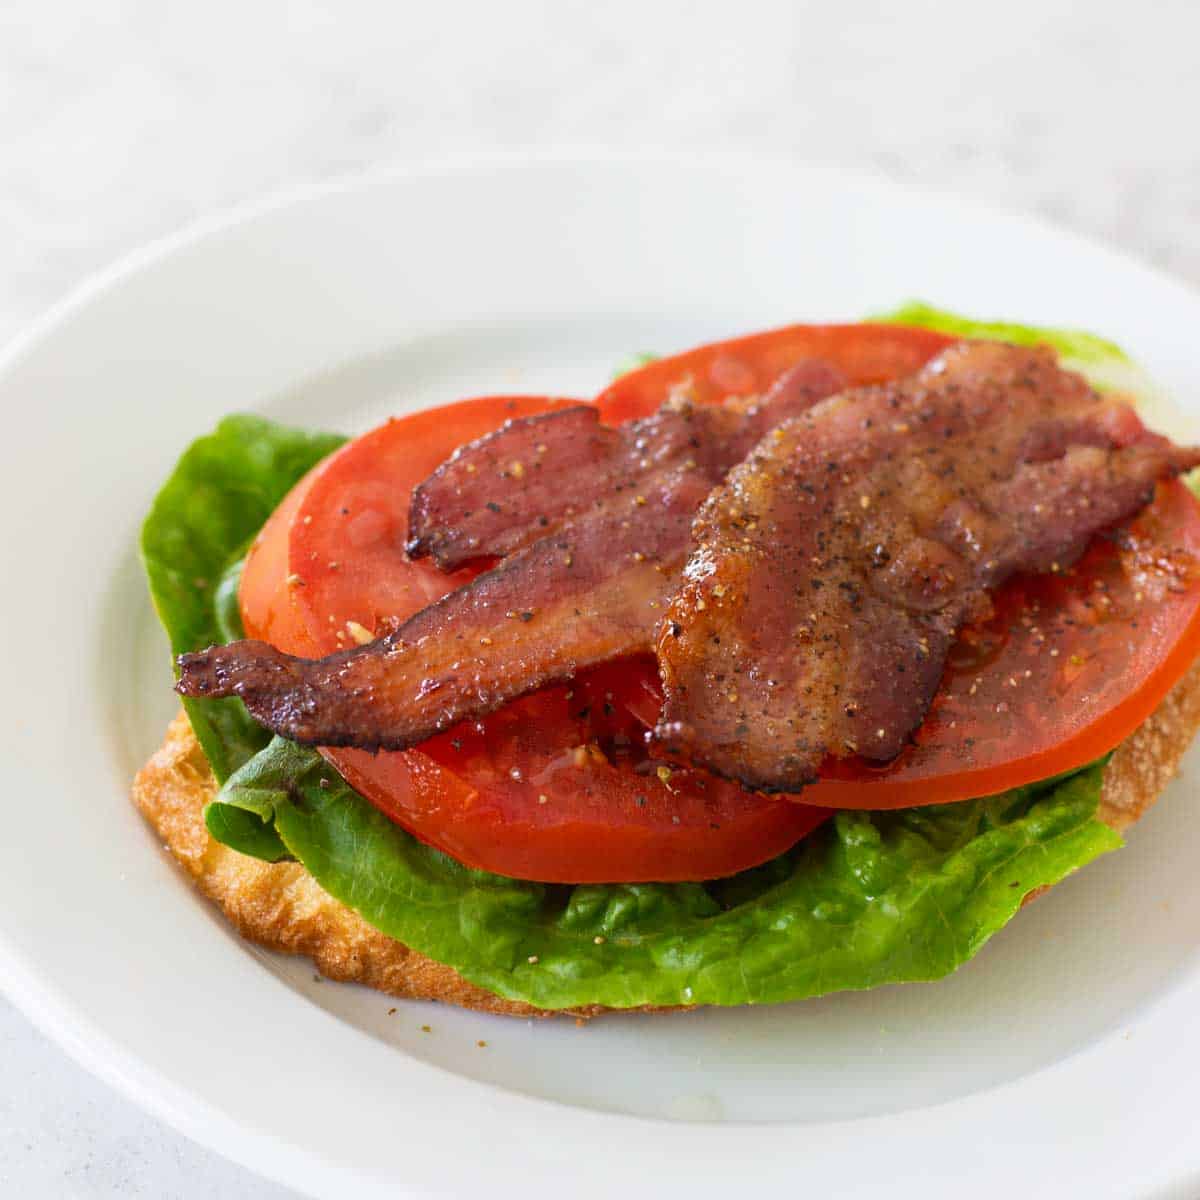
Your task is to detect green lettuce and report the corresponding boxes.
[140,415,345,860]
[878,301,1149,395]
[215,737,1118,1008]
[140,307,1134,1009]
[878,301,1127,364]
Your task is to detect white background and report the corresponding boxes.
[1,1,1198,1194]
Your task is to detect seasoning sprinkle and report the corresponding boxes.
[573,744,608,768]
[346,620,374,645]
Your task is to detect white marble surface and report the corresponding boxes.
[2,0,1199,1194]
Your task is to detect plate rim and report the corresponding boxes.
[4,149,1200,1199]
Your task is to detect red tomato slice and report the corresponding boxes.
[596,321,955,422]
[597,321,1200,809]
[240,321,1200,883]
[240,394,829,883]
[579,483,1200,810]
[243,319,959,883]
[806,479,1200,806]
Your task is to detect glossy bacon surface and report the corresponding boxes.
[654,342,1200,792]
[177,474,705,750]
[176,361,846,749]
[407,361,846,568]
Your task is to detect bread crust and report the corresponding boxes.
[132,661,1200,1018]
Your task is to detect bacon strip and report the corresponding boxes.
[408,360,846,567]
[177,475,704,750]
[176,361,845,749]
[654,342,1200,792]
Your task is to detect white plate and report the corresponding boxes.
[3,153,1200,1199]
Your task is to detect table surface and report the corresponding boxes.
[2,1,1198,1195]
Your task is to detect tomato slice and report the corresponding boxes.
[241,322,959,882]
[596,321,955,422]
[240,394,829,883]
[240,321,1200,882]
[598,322,1200,808]
[569,483,1200,810]
[805,479,1200,806]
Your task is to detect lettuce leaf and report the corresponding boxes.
[140,414,346,783]
[140,307,1137,1009]
[213,736,1119,1008]
[878,300,1127,363]
[878,301,1153,396]
[141,416,345,860]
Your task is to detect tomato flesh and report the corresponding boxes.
[240,395,829,883]
[597,323,1200,808]
[596,322,954,422]
[240,322,1200,880]
[806,480,1200,805]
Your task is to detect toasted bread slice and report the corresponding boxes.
[132,662,1200,1018]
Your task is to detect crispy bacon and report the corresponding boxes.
[176,474,704,750]
[407,360,846,568]
[176,360,846,748]
[654,342,1200,792]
